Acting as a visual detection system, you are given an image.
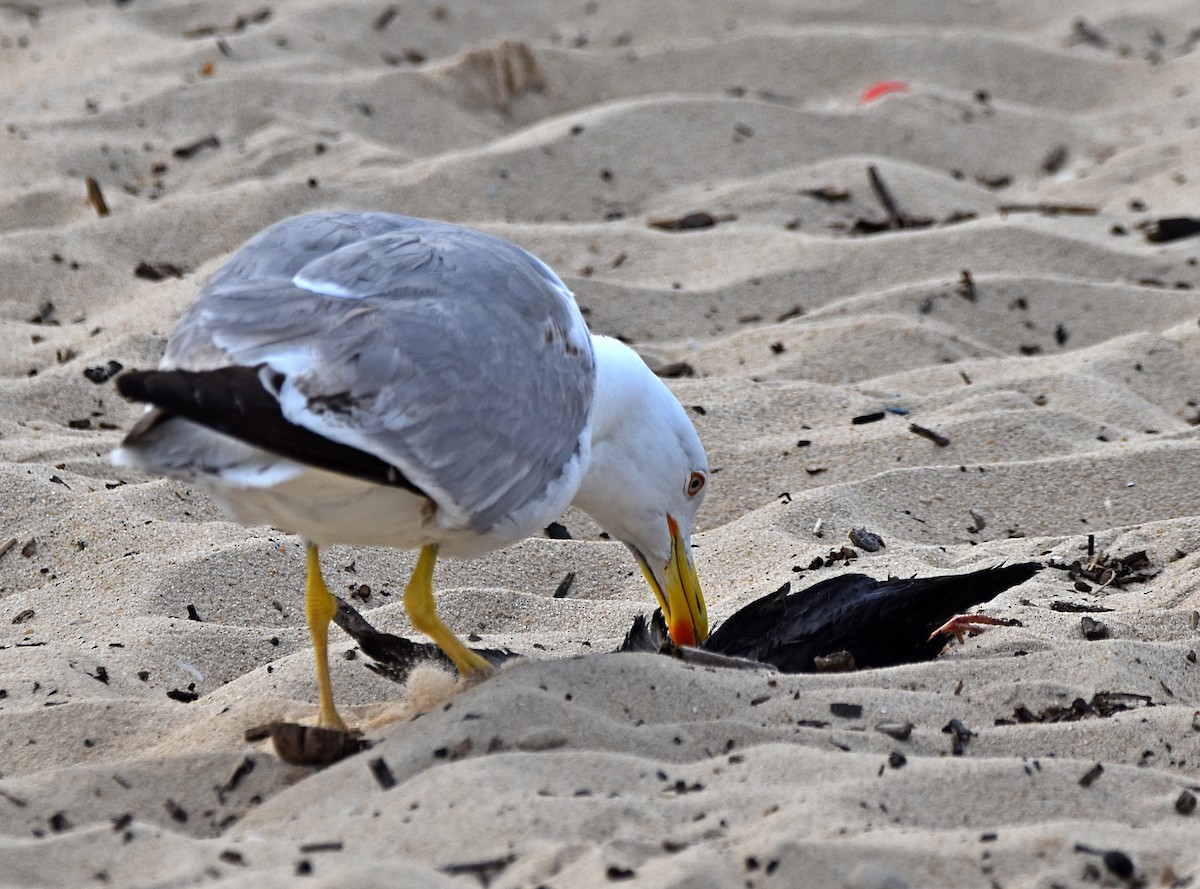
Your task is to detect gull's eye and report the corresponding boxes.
[686,471,706,497]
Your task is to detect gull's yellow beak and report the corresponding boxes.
[636,515,708,646]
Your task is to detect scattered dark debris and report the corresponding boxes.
[976,173,1013,189]
[216,757,256,803]
[369,756,397,790]
[648,212,720,232]
[1011,692,1153,724]
[1176,789,1197,815]
[1065,18,1108,48]
[956,269,976,301]
[135,261,188,281]
[605,865,636,881]
[1143,216,1200,243]
[941,718,975,755]
[654,361,695,378]
[85,176,109,217]
[373,4,396,30]
[830,702,863,719]
[11,608,35,625]
[1054,323,1070,346]
[48,812,72,833]
[887,751,907,769]
[998,203,1098,217]
[164,799,188,824]
[1078,763,1105,788]
[848,528,884,552]
[440,854,517,886]
[299,841,344,854]
[1049,600,1112,613]
[875,722,913,741]
[182,7,271,38]
[266,721,368,767]
[91,666,109,684]
[851,411,886,425]
[166,688,199,703]
[219,850,246,866]
[552,571,576,599]
[544,521,572,540]
[1101,849,1134,880]
[909,423,950,447]
[186,604,203,622]
[171,134,221,159]
[1041,145,1069,175]
[1048,549,1157,588]
[20,538,37,557]
[801,185,850,203]
[854,164,933,233]
[83,360,124,384]
[1080,616,1110,640]
[28,301,58,325]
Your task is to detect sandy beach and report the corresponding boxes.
[2,1,1199,886]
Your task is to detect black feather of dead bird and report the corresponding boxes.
[623,562,1042,672]
[333,598,517,684]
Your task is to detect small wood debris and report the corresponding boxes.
[171,135,221,159]
[1080,616,1110,640]
[135,261,188,281]
[1078,763,1104,788]
[267,721,368,767]
[1048,549,1157,588]
[85,176,109,217]
[851,411,885,425]
[544,521,572,540]
[552,571,576,598]
[829,702,863,719]
[801,185,850,203]
[440,855,517,885]
[1010,692,1153,724]
[182,7,271,38]
[875,722,913,741]
[368,756,397,790]
[910,423,950,447]
[648,212,719,231]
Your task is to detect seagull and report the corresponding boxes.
[111,212,709,730]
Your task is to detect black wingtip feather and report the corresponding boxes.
[116,366,425,494]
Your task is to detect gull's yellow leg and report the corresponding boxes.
[304,543,348,730]
[403,544,492,677]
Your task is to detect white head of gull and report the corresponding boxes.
[111,211,708,729]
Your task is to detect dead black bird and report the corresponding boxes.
[337,563,1041,681]
[622,562,1042,672]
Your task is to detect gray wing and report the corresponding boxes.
[163,212,595,533]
